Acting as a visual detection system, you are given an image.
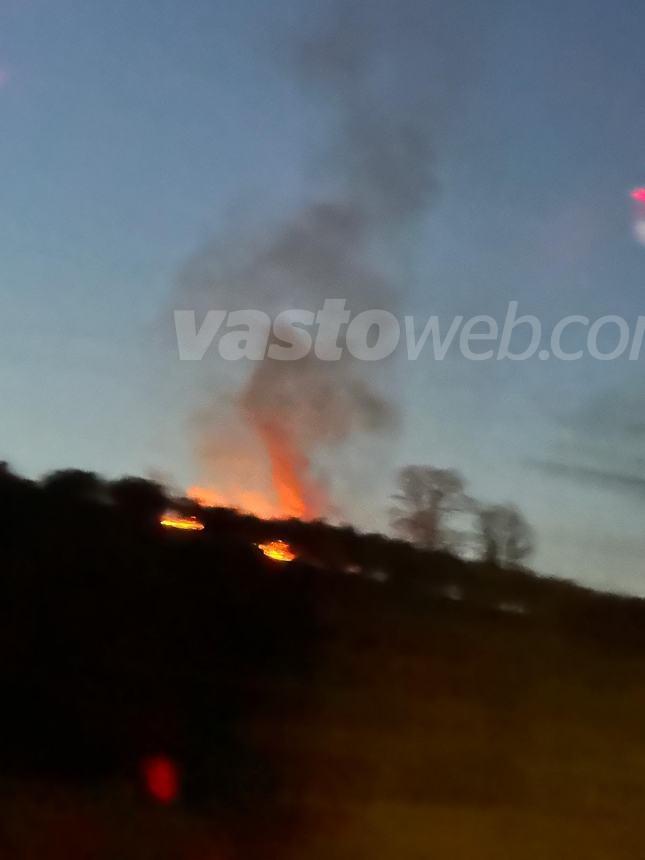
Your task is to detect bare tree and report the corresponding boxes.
[478,503,533,567]
[390,465,471,552]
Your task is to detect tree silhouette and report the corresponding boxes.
[478,503,533,567]
[41,469,107,503]
[108,476,167,527]
[390,465,471,551]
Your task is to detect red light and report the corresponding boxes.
[141,755,180,804]
[630,187,645,202]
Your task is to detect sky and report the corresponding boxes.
[2,0,645,595]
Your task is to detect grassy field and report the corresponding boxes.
[2,595,644,859]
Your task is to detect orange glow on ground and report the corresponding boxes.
[257,540,296,562]
[160,512,205,531]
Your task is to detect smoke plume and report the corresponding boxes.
[180,2,444,519]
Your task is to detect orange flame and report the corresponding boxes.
[160,512,205,531]
[187,485,283,520]
[255,422,312,519]
[257,540,296,562]
[188,389,329,521]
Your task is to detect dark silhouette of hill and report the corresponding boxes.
[1,463,645,858]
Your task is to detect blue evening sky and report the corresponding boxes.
[2,0,645,594]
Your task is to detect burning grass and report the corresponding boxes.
[160,512,204,532]
[257,540,297,563]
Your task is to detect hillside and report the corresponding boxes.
[1,466,644,858]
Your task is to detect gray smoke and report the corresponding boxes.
[179,1,472,517]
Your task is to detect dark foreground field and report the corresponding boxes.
[1,468,644,858]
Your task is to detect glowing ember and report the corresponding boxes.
[630,187,645,202]
[257,540,296,562]
[160,512,204,531]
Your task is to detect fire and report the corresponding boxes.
[187,391,328,523]
[253,420,321,519]
[257,540,296,562]
[187,485,283,520]
[238,364,328,521]
[160,512,205,531]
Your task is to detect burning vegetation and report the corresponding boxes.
[187,484,285,520]
[257,540,297,563]
[177,1,439,524]
[160,511,204,531]
[2,463,645,859]
[161,501,299,562]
